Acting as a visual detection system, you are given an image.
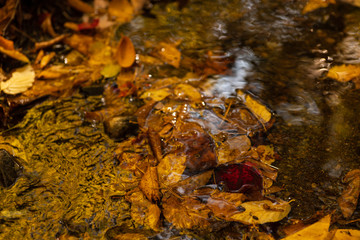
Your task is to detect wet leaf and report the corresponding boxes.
[39,52,56,69]
[114,233,148,240]
[230,199,291,224]
[0,46,29,62]
[0,65,35,95]
[157,153,186,186]
[162,196,211,229]
[101,64,121,78]
[174,83,202,103]
[338,169,360,218]
[302,0,335,14]
[67,0,94,13]
[108,0,134,23]
[283,215,331,240]
[115,36,136,68]
[65,34,93,55]
[256,145,276,165]
[243,93,272,124]
[206,190,246,219]
[34,34,67,51]
[0,36,14,50]
[327,64,360,88]
[173,170,213,195]
[217,135,251,165]
[152,42,181,68]
[140,166,160,202]
[331,228,360,240]
[140,88,172,102]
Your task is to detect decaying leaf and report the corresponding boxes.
[139,166,160,202]
[115,36,136,68]
[162,196,211,229]
[108,0,134,23]
[0,45,29,62]
[229,199,291,225]
[338,169,360,218]
[283,215,331,240]
[157,153,186,186]
[302,0,335,14]
[0,64,35,95]
[327,64,360,88]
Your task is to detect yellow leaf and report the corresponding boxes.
[302,0,336,14]
[237,90,272,124]
[100,64,121,78]
[0,46,29,62]
[331,229,360,240]
[174,83,202,103]
[108,0,134,23]
[67,0,94,13]
[140,88,171,102]
[207,191,246,220]
[217,135,251,165]
[139,166,160,202]
[230,199,291,224]
[39,52,56,69]
[157,153,186,186]
[0,36,14,50]
[153,42,181,68]
[283,215,331,240]
[1,65,35,95]
[114,233,148,240]
[65,34,93,55]
[162,196,211,229]
[327,64,360,83]
[115,36,136,68]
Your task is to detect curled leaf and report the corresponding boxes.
[115,36,136,68]
[0,65,35,95]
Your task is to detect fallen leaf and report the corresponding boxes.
[140,88,172,102]
[0,36,14,50]
[162,196,211,229]
[0,46,29,62]
[327,64,360,88]
[256,145,276,165]
[230,199,291,225]
[139,166,160,202]
[206,190,246,219]
[152,42,181,68]
[39,52,56,69]
[302,0,336,14]
[34,34,67,51]
[0,65,35,95]
[283,215,331,240]
[115,36,136,68]
[131,0,148,13]
[108,0,134,23]
[101,64,121,78]
[173,170,213,195]
[174,83,202,103]
[331,228,360,240]
[40,13,57,37]
[338,169,360,218]
[216,135,251,165]
[157,153,186,186]
[114,233,148,240]
[67,0,94,13]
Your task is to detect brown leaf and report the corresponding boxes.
[115,36,136,68]
[0,0,17,34]
[114,233,148,240]
[338,169,360,218]
[34,34,67,51]
[173,170,213,196]
[148,127,162,162]
[217,135,251,165]
[173,83,202,103]
[39,52,56,69]
[162,196,211,229]
[139,166,160,202]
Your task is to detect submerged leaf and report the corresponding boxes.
[139,166,160,202]
[338,169,360,218]
[0,65,35,95]
[101,64,121,78]
[327,64,360,88]
[244,94,272,124]
[140,88,171,102]
[115,36,136,68]
[157,153,186,186]
[152,42,181,68]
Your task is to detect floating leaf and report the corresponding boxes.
[283,215,331,240]
[338,169,360,218]
[230,199,291,224]
[115,36,136,68]
[217,135,251,165]
[327,64,360,88]
[139,166,160,202]
[162,196,211,229]
[0,65,35,95]
[302,0,335,14]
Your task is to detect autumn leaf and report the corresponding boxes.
[101,64,121,78]
[113,233,148,240]
[140,88,172,102]
[172,170,213,195]
[162,196,211,229]
[67,0,94,13]
[139,166,160,202]
[108,0,134,23]
[157,153,186,186]
[115,36,136,68]
[39,52,56,69]
[216,135,251,165]
[255,145,276,165]
[152,42,181,68]
[0,65,35,95]
[0,46,29,63]
[330,228,360,240]
[174,83,202,103]
[0,36,14,50]
[283,215,331,240]
[64,34,93,55]
[338,169,360,218]
[302,0,336,14]
[327,64,360,88]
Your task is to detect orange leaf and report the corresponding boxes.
[108,0,134,23]
[67,0,94,13]
[115,36,136,68]
[153,42,181,68]
[139,166,160,202]
[0,36,14,50]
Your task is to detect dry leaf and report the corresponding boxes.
[108,0,134,23]
[139,166,160,202]
[256,145,276,165]
[0,65,35,95]
[283,215,331,240]
[338,169,360,218]
[67,0,94,13]
[162,196,211,229]
[302,0,336,14]
[152,42,181,68]
[0,46,29,62]
[157,153,186,186]
[237,90,272,124]
[229,199,291,224]
[115,36,136,68]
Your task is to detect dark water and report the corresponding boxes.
[1,0,360,238]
